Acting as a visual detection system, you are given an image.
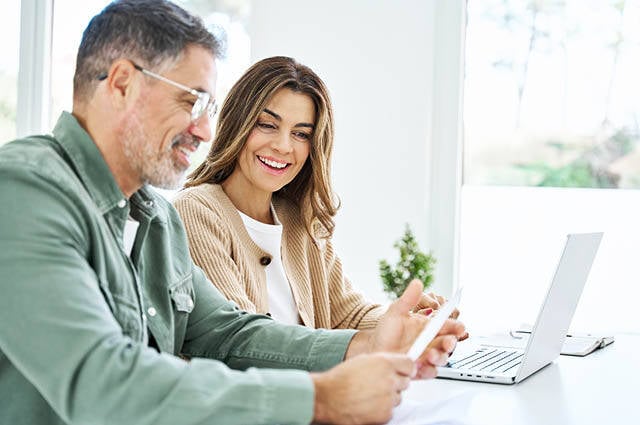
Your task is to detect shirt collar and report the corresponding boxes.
[52,111,157,218]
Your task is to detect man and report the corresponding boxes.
[0,1,465,424]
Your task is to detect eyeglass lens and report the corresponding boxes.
[193,94,218,122]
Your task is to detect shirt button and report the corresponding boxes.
[259,256,271,266]
[117,199,127,208]
[145,200,154,208]
[147,307,157,317]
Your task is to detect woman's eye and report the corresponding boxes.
[257,122,276,130]
[293,131,311,141]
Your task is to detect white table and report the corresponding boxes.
[400,334,639,425]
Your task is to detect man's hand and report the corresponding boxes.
[345,280,466,377]
[311,353,415,425]
[413,319,463,379]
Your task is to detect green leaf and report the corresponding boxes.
[378,224,436,299]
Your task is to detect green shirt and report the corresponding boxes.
[0,112,355,425]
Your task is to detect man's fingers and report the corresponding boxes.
[413,335,458,368]
[427,333,458,354]
[391,279,424,314]
[394,376,411,392]
[437,318,466,339]
[415,362,438,380]
[422,344,452,366]
[387,354,418,378]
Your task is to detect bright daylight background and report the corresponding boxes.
[459,0,640,336]
[2,0,638,336]
[0,3,20,142]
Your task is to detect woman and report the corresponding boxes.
[174,56,452,329]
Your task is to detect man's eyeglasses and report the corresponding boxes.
[98,62,218,123]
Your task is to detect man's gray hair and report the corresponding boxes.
[73,0,224,102]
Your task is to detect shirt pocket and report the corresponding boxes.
[169,274,195,352]
[169,274,195,313]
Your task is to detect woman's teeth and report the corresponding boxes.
[258,156,288,169]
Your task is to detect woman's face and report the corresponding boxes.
[231,88,315,196]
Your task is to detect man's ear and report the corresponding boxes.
[102,59,140,109]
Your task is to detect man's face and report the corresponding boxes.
[122,45,217,190]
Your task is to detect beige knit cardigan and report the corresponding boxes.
[173,183,384,330]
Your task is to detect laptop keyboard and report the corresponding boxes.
[445,348,524,374]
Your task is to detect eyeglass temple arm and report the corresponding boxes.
[135,65,202,98]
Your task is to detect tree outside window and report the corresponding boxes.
[464,0,640,189]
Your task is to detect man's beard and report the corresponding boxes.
[122,116,193,190]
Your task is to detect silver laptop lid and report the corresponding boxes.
[516,232,603,382]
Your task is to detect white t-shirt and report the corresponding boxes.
[123,217,139,257]
[238,208,301,325]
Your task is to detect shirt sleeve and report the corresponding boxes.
[0,164,354,425]
[182,265,355,372]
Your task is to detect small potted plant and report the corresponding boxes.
[379,224,436,299]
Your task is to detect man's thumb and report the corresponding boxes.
[390,279,423,313]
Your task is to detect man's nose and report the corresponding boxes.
[189,114,213,143]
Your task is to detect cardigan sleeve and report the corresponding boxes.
[173,194,260,313]
[322,238,387,330]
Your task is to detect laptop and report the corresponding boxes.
[437,232,603,385]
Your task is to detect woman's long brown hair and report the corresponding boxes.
[185,56,338,239]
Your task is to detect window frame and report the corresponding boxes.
[17,0,52,138]
[426,0,466,297]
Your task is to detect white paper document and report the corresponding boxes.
[388,389,476,425]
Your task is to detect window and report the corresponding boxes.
[50,0,250,164]
[464,0,640,189]
[459,0,640,334]
[48,1,250,198]
[0,2,21,145]
[50,1,109,127]
[175,0,251,171]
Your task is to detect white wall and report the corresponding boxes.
[460,186,640,335]
[248,0,443,303]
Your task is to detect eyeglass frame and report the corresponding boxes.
[97,61,218,123]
